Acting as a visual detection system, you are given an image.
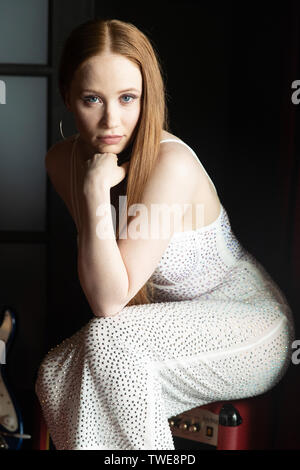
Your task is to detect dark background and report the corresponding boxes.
[0,0,299,450]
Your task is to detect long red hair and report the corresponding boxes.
[58,18,171,306]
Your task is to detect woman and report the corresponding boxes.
[35,18,295,450]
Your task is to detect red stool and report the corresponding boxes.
[33,391,275,450]
[32,399,50,450]
[169,390,275,450]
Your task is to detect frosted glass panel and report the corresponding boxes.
[0,76,47,231]
[0,0,48,64]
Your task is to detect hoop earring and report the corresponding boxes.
[59,119,66,140]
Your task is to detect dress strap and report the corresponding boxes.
[159,138,218,194]
[70,134,81,233]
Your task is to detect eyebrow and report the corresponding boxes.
[81,88,141,94]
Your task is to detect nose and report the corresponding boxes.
[100,102,121,129]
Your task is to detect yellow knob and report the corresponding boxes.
[169,418,181,428]
[188,423,201,432]
[179,421,190,430]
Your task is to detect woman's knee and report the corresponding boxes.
[83,313,150,363]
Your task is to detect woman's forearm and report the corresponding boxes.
[77,180,129,317]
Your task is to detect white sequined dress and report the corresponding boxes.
[35,136,295,450]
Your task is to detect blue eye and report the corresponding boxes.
[82,94,137,105]
[121,94,136,103]
[83,95,99,104]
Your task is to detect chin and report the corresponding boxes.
[96,141,121,149]
[98,141,127,153]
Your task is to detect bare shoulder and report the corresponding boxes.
[45,134,78,216]
[158,131,202,183]
[45,134,77,172]
[160,130,197,164]
[158,130,221,218]
[157,143,199,183]
[160,130,215,187]
[140,134,199,207]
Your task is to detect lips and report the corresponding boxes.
[99,136,123,144]
[100,135,122,138]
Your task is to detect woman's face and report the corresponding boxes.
[66,53,143,155]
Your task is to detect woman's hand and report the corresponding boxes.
[83,152,130,191]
